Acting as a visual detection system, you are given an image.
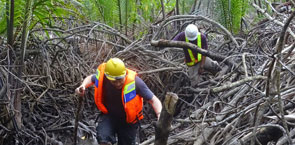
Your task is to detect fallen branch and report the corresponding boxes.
[152,15,239,47]
[150,39,235,67]
[211,75,267,93]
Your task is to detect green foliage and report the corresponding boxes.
[216,0,248,34]
[80,0,100,21]
[179,0,196,14]
[81,0,118,26]
[0,0,84,37]
[120,0,134,29]
[231,0,247,33]
[0,0,7,34]
[99,0,118,26]
[79,0,177,37]
[139,0,154,21]
[217,0,230,30]
[1,0,222,39]
[136,0,160,23]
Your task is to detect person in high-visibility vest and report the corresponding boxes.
[173,24,221,87]
[75,58,162,145]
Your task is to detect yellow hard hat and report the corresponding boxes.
[104,58,126,80]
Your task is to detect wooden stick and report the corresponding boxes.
[154,92,178,145]
[73,91,84,145]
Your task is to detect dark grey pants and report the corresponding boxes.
[96,115,139,145]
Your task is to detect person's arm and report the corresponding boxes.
[148,95,162,120]
[172,32,185,41]
[199,34,208,73]
[135,76,162,120]
[75,75,95,96]
[201,33,208,50]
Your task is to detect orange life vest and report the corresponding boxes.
[94,63,143,124]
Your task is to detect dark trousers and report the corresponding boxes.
[96,114,139,145]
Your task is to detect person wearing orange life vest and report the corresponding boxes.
[173,24,221,87]
[75,58,162,145]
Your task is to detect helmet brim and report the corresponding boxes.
[105,73,126,81]
[106,75,116,81]
[186,34,198,41]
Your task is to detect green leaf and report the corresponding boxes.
[216,0,248,34]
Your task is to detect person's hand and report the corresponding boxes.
[75,85,85,96]
[157,112,161,121]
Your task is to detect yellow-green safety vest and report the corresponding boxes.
[185,33,202,66]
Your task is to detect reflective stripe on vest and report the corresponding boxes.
[95,69,100,87]
[124,81,136,103]
[94,63,143,123]
[185,33,202,66]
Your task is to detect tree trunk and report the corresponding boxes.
[175,0,180,30]
[154,92,178,145]
[117,0,122,32]
[189,0,198,14]
[7,0,14,46]
[125,0,128,35]
[6,0,18,133]
[14,0,33,129]
[160,0,165,20]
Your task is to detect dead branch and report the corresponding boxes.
[152,15,240,47]
[151,39,235,67]
[155,92,178,145]
[211,75,267,93]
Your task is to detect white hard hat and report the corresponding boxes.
[185,24,199,41]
